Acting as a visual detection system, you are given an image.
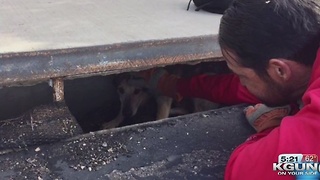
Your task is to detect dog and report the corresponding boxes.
[101,73,173,129]
[101,71,221,130]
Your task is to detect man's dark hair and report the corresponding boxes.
[219,0,320,75]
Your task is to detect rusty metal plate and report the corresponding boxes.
[0,35,222,87]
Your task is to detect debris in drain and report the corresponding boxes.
[64,136,130,172]
[101,142,108,147]
[35,147,41,152]
[202,114,209,118]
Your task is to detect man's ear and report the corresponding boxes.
[267,59,292,82]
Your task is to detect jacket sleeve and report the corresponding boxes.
[176,73,261,105]
[224,128,293,180]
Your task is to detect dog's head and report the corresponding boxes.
[113,73,150,118]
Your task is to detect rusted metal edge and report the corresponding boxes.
[52,78,64,102]
[0,35,222,87]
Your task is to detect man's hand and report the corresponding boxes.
[137,68,182,100]
[244,103,291,132]
[138,68,168,90]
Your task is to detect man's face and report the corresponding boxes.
[222,50,296,106]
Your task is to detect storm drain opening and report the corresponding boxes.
[0,60,230,151]
[66,60,230,133]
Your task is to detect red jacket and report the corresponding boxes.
[176,49,320,180]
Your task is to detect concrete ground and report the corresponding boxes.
[0,0,221,53]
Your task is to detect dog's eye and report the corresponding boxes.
[133,88,141,95]
[118,87,124,94]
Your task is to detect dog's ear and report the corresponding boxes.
[113,73,131,86]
